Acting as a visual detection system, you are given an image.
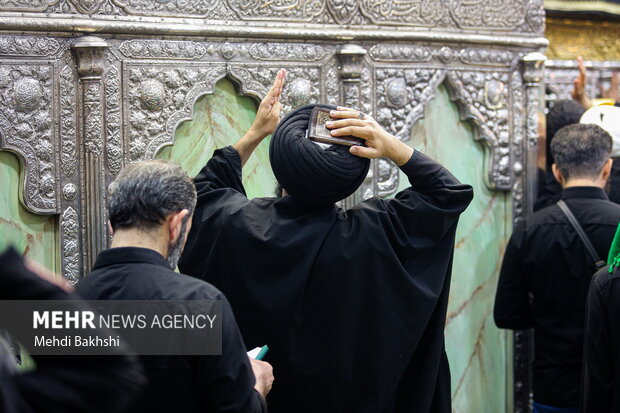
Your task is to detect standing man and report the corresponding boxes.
[0,247,145,413]
[582,224,620,413]
[179,70,473,412]
[76,158,273,413]
[494,123,620,413]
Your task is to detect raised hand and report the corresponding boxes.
[572,56,592,109]
[250,69,287,139]
[326,107,413,166]
[234,69,287,167]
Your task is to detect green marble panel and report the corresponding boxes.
[0,151,59,272]
[397,85,511,412]
[157,78,276,199]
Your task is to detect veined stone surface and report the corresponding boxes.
[0,151,59,272]
[396,85,511,412]
[156,78,276,199]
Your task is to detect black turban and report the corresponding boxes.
[269,104,371,207]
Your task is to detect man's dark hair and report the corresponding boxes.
[108,160,197,231]
[551,123,612,180]
[546,100,586,167]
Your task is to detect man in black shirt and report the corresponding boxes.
[582,237,620,413]
[494,123,620,413]
[76,157,273,412]
[0,247,145,413]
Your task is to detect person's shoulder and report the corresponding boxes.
[174,272,226,300]
[520,204,560,228]
[592,266,620,289]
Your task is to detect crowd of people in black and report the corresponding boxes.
[0,60,618,413]
[495,59,620,413]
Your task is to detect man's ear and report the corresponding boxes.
[552,163,564,185]
[107,221,114,237]
[600,158,614,181]
[168,209,190,244]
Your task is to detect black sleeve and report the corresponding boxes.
[581,272,613,413]
[0,247,145,413]
[351,150,474,251]
[493,221,534,329]
[193,146,249,208]
[196,296,267,413]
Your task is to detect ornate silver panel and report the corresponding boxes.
[0,5,543,407]
[545,60,620,105]
[0,63,59,214]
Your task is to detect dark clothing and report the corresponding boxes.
[76,247,266,413]
[581,265,620,413]
[609,159,620,204]
[0,247,144,413]
[535,168,562,212]
[179,146,473,413]
[494,186,620,407]
[536,160,620,210]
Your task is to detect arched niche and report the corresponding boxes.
[156,76,277,199]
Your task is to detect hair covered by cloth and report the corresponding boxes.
[269,104,371,207]
[550,123,612,180]
[108,160,197,231]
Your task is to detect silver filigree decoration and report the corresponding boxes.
[59,65,77,177]
[0,64,57,213]
[126,65,228,160]
[449,0,525,29]
[511,71,526,220]
[375,68,445,139]
[368,44,433,62]
[83,83,103,156]
[448,71,511,189]
[324,58,340,106]
[361,0,445,26]
[228,65,321,113]
[0,0,58,12]
[113,0,228,17]
[459,48,515,67]
[61,206,80,283]
[119,40,207,60]
[0,36,61,57]
[62,183,77,200]
[228,0,325,21]
[105,66,122,174]
[247,43,325,62]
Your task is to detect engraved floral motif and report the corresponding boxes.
[0,64,57,213]
[510,71,525,220]
[227,0,325,21]
[140,79,166,112]
[449,70,512,188]
[126,65,228,160]
[369,44,433,62]
[449,0,525,29]
[119,40,206,60]
[247,43,326,62]
[83,83,103,156]
[361,0,445,26]
[62,183,77,200]
[105,65,122,174]
[0,36,61,57]
[60,66,77,177]
[61,206,80,284]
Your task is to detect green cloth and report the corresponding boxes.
[607,223,620,273]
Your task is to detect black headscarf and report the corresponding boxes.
[269,104,371,207]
